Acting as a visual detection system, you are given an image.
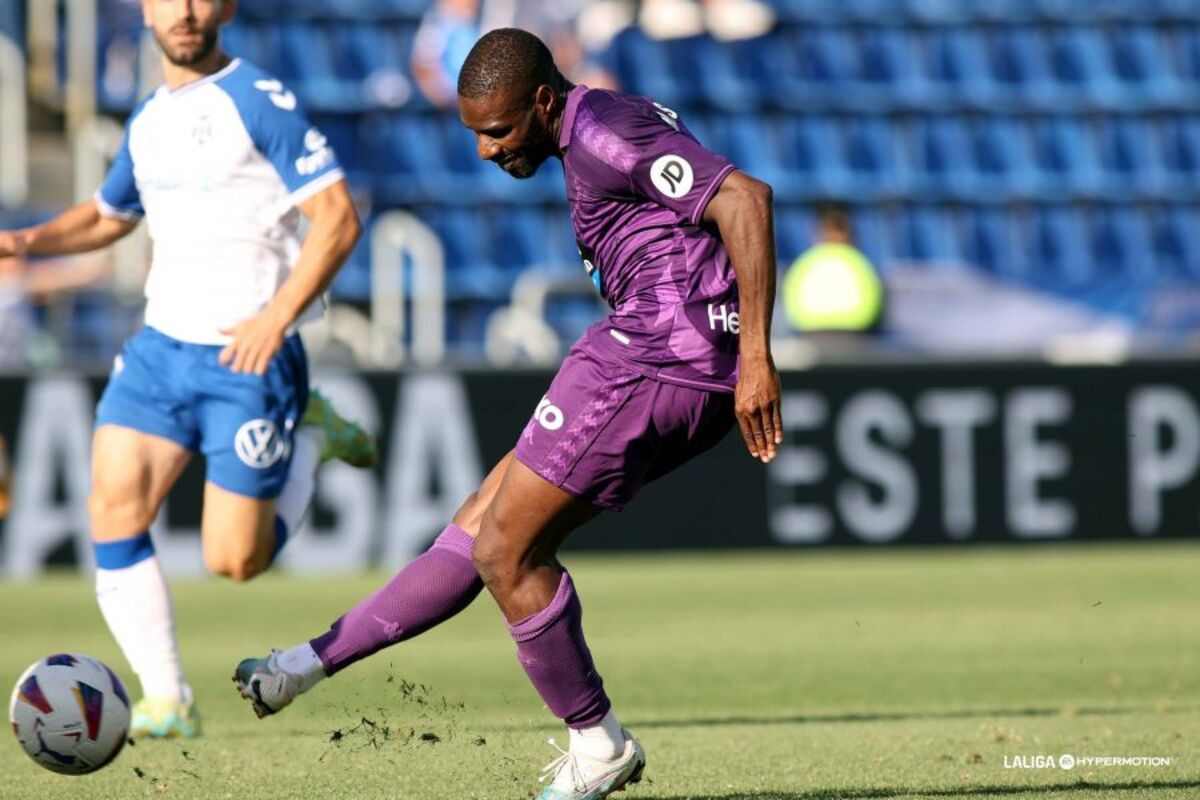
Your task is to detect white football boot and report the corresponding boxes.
[232,649,304,718]
[535,729,646,799]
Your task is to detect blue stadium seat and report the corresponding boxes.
[1028,118,1102,198]
[1149,206,1200,278]
[422,209,511,300]
[776,117,837,198]
[1159,117,1200,185]
[1104,26,1185,106]
[918,28,990,108]
[774,206,813,263]
[1095,118,1166,198]
[770,28,848,110]
[1087,208,1152,281]
[970,118,1035,197]
[705,116,791,194]
[958,207,1019,276]
[890,206,958,264]
[692,36,774,112]
[840,118,905,197]
[985,27,1056,108]
[1023,205,1090,284]
[906,116,972,199]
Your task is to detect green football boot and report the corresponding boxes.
[129,689,201,739]
[301,389,378,469]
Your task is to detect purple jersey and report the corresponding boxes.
[559,87,739,393]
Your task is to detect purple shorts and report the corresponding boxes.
[513,345,734,511]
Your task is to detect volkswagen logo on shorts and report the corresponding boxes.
[234,419,287,469]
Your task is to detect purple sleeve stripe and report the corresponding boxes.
[689,163,737,227]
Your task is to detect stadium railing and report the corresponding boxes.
[0,31,27,207]
[367,210,446,366]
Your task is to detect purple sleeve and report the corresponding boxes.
[625,116,735,225]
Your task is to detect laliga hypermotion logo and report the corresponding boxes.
[235,419,288,469]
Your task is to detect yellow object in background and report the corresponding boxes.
[783,242,884,333]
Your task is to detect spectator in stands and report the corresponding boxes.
[0,253,110,369]
[587,0,774,42]
[782,203,884,336]
[413,0,484,108]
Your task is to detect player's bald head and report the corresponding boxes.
[457,28,560,100]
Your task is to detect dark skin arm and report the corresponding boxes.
[702,169,783,463]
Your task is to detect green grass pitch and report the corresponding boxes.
[1,543,1197,799]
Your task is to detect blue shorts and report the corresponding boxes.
[95,326,309,499]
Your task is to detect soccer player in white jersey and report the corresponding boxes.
[0,0,376,738]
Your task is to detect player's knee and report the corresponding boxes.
[203,547,269,582]
[88,487,156,536]
[471,526,512,586]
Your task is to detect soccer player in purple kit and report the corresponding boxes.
[234,28,782,799]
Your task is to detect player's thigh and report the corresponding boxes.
[200,481,276,578]
[197,334,308,502]
[642,385,735,485]
[477,456,602,575]
[451,450,516,536]
[89,425,192,541]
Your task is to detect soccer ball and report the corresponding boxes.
[8,654,131,775]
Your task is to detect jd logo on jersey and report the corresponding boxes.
[253,79,297,111]
[235,419,288,469]
[651,155,694,199]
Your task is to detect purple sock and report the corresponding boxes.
[508,571,611,729]
[310,525,483,675]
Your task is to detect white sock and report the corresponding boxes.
[569,709,625,760]
[95,556,187,702]
[277,642,326,693]
[274,427,324,542]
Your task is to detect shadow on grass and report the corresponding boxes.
[652,779,1200,799]
[628,704,1195,731]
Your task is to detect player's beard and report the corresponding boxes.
[501,125,556,179]
[155,24,220,67]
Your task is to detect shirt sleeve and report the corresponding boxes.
[95,131,143,220]
[624,112,735,226]
[236,78,345,204]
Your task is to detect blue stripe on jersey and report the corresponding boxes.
[214,60,343,197]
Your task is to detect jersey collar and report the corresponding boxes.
[165,57,242,97]
[558,85,588,151]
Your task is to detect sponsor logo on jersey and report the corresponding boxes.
[296,126,335,176]
[534,397,564,431]
[652,101,680,130]
[253,79,297,111]
[650,154,694,199]
[234,419,288,469]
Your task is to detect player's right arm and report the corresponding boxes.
[0,200,137,260]
[0,112,143,259]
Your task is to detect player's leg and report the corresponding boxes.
[232,453,513,716]
[90,425,195,734]
[475,460,644,798]
[196,334,376,581]
[91,327,207,738]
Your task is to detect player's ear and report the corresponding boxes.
[533,84,556,118]
[140,0,153,27]
[219,0,238,24]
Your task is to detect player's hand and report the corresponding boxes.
[0,230,29,259]
[734,354,783,464]
[219,310,289,375]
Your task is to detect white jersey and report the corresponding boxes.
[96,58,344,344]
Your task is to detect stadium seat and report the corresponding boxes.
[890,205,959,264]
[906,116,973,200]
[1028,118,1102,199]
[1023,205,1090,285]
[1148,205,1200,278]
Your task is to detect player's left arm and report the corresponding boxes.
[219,179,361,374]
[218,77,361,374]
[702,170,783,464]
